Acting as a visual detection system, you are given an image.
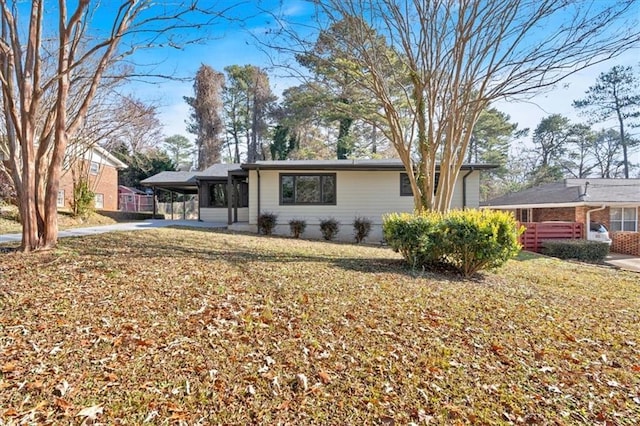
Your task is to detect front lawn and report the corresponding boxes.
[0,206,119,235]
[1,228,638,424]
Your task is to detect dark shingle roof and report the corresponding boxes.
[483,178,640,206]
[140,163,243,186]
[140,171,198,186]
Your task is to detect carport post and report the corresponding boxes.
[152,187,157,218]
[227,173,233,225]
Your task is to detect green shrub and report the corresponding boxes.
[541,239,610,262]
[383,209,522,277]
[438,209,523,277]
[320,218,340,241]
[382,211,445,267]
[258,212,278,235]
[289,219,307,239]
[71,179,95,220]
[353,216,372,243]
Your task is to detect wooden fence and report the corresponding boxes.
[520,222,584,252]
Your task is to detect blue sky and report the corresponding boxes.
[112,1,639,149]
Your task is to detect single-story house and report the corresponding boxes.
[141,159,494,241]
[482,178,640,255]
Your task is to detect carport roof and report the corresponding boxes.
[140,163,243,191]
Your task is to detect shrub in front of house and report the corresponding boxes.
[541,239,610,262]
[383,209,522,277]
[258,212,278,235]
[320,218,340,241]
[353,216,372,243]
[438,209,523,277]
[382,211,445,267]
[71,179,95,220]
[289,219,307,239]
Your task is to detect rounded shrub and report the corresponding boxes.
[382,211,444,267]
[258,212,278,235]
[319,218,340,241]
[353,216,372,243]
[438,209,523,277]
[383,209,522,277]
[289,219,307,239]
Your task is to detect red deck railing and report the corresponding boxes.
[519,222,584,252]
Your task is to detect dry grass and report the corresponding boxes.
[0,206,118,234]
[0,228,639,424]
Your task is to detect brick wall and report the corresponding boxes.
[575,206,610,229]
[532,207,576,222]
[59,160,120,211]
[611,232,640,256]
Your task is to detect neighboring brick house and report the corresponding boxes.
[483,179,640,255]
[58,145,127,211]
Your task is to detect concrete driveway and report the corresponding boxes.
[0,219,227,245]
[605,253,640,273]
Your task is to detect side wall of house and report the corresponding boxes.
[247,169,479,241]
[59,161,119,211]
[201,207,249,222]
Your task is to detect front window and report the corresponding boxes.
[400,172,439,196]
[610,207,637,232]
[209,183,227,207]
[280,174,336,205]
[94,193,104,209]
[518,208,532,222]
[205,182,248,208]
[90,161,100,175]
[57,190,65,207]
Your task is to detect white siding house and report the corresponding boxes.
[142,159,491,242]
[239,160,486,242]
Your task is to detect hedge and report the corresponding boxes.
[541,239,610,262]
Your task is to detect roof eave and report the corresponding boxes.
[241,162,498,171]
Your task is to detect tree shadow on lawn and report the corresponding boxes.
[67,228,472,281]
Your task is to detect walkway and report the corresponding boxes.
[0,220,227,244]
[604,253,640,273]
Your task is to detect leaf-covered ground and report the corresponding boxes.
[0,207,118,235]
[1,228,639,425]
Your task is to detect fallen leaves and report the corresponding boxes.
[1,228,639,424]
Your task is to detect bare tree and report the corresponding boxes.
[269,0,640,212]
[0,1,234,251]
[98,95,164,156]
[185,64,225,169]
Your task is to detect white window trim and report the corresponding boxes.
[610,206,637,232]
[90,161,100,175]
[94,193,104,209]
[57,189,65,207]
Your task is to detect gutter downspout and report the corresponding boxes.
[461,167,475,209]
[586,205,606,238]
[256,167,261,226]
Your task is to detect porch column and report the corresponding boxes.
[227,174,233,225]
[152,187,157,218]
